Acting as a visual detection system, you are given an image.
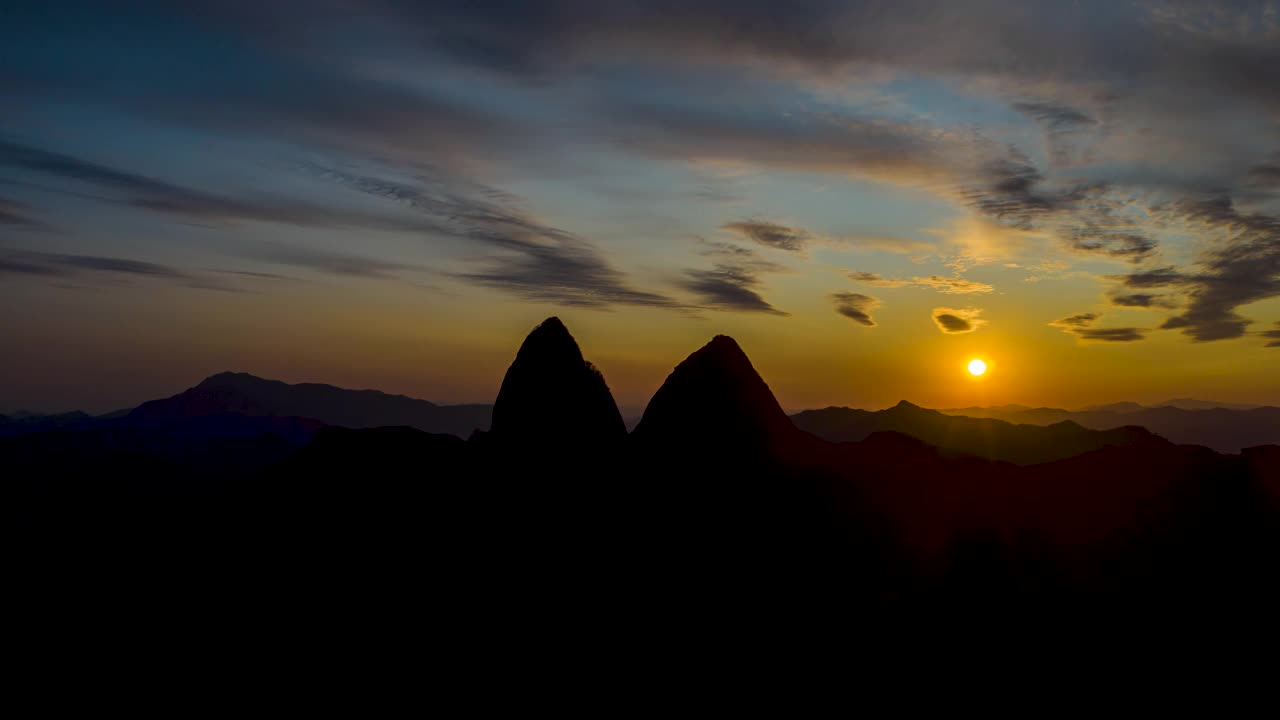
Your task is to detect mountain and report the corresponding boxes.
[0,410,95,437]
[489,317,625,444]
[129,371,491,438]
[937,403,1280,453]
[792,401,1155,465]
[1158,398,1263,411]
[632,335,800,449]
[1081,401,1147,414]
[12,316,1280,640]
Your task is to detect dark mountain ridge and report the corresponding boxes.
[936,403,1280,453]
[10,316,1280,641]
[129,371,491,438]
[792,401,1157,465]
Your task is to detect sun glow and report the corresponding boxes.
[968,359,988,377]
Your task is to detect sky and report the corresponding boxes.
[3,0,1280,414]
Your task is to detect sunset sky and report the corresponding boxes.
[4,1,1280,414]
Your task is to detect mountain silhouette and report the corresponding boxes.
[0,410,96,437]
[632,335,799,449]
[792,401,1156,465]
[938,403,1280,453]
[488,317,626,444]
[129,371,491,438]
[10,317,1280,643]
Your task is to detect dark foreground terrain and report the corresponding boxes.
[9,318,1280,659]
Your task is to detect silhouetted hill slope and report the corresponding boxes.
[489,317,625,444]
[12,319,1280,643]
[633,335,800,449]
[937,404,1280,453]
[129,371,491,438]
[0,410,95,437]
[791,401,1154,465]
[1160,398,1262,411]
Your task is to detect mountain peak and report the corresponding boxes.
[489,317,626,444]
[197,371,266,388]
[633,334,796,448]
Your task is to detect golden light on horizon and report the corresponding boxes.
[968,358,988,377]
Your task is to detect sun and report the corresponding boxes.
[967,358,988,377]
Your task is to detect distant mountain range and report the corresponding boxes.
[934,403,1280,453]
[9,315,1280,637]
[127,371,492,438]
[791,402,1156,465]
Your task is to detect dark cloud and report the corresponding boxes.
[0,197,40,226]
[1013,102,1097,132]
[253,248,427,280]
[1153,196,1280,342]
[848,271,911,288]
[1068,230,1157,263]
[0,140,438,233]
[1110,293,1163,308]
[0,250,184,278]
[681,266,785,315]
[1075,327,1146,342]
[1262,323,1280,348]
[307,163,683,308]
[721,220,809,252]
[831,292,878,326]
[466,242,680,308]
[1050,312,1145,342]
[1050,313,1099,328]
[0,142,678,308]
[932,307,985,334]
[680,238,785,313]
[1119,266,1189,288]
[0,249,242,291]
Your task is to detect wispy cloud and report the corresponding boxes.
[1050,312,1146,342]
[831,292,879,327]
[721,220,810,252]
[679,239,786,314]
[0,249,240,291]
[851,271,993,294]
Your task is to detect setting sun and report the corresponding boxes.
[968,359,988,377]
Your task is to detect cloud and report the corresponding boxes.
[681,266,785,315]
[847,271,911,288]
[253,247,427,279]
[1150,197,1280,342]
[0,197,40,226]
[1049,312,1100,328]
[1074,327,1147,342]
[1013,102,1097,132]
[0,140,439,233]
[843,235,938,254]
[911,275,994,294]
[1118,266,1190,288]
[722,220,809,252]
[932,307,986,334]
[304,162,684,308]
[0,250,185,278]
[1262,323,1280,348]
[0,249,241,291]
[831,292,879,327]
[1050,312,1145,342]
[1116,292,1167,304]
[1067,230,1157,263]
[849,271,993,294]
